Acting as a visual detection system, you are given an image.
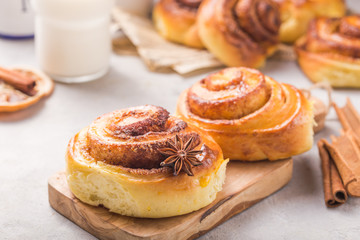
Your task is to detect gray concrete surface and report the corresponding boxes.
[1,1,360,238]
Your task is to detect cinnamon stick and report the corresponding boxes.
[318,139,347,207]
[0,67,37,96]
[324,131,360,197]
[333,99,360,146]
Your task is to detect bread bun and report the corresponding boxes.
[197,0,280,68]
[176,67,314,161]
[295,16,360,88]
[66,105,228,218]
[153,0,204,48]
[272,0,346,43]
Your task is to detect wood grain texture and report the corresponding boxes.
[48,159,293,240]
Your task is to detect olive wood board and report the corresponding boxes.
[48,158,293,240]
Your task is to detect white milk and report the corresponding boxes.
[32,0,113,83]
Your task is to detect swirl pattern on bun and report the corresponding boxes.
[197,0,281,68]
[66,105,228,218]
[153,0,204,48]
[295,16,360,88]
[177,67,314,161]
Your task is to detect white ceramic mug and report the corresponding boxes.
[0,0,35,39]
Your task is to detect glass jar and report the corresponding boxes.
[0,0,34,39]
[32,0,113,83]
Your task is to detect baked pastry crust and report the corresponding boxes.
[0,67,54,112]
[153,0,204,48]
[272,0,346,43]
[295,16,360,88]
[176,67,314,161]
[197,0,280,68]
[66,105,228,218]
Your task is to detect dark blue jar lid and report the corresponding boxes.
[0,33,34,40]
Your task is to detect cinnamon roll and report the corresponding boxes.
[153,0,204,48]
[272,0,346,43]
[197,0,280,68]
[295,16,360,88]
[0,67,54,112]
[66,105,228,218]
[177,67,314,161]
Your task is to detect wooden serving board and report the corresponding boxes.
[48,159,293,240]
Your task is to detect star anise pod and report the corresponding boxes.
[158,134,203,176]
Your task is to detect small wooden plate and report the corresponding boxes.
[48,159,292,240]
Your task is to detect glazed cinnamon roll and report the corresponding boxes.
[272,0,346,43]
[153,0,204,48]
[197,0,280,68]
[295,16,360,88]
[177,67,314,161]
[66,105,228,218]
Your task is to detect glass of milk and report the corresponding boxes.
[32,0,114,83]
